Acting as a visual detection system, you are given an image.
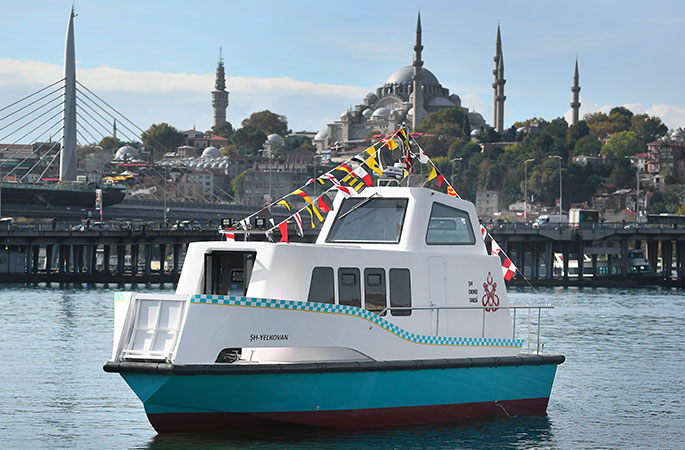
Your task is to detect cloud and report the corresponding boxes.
[563,96,685,130]
[0,58,371,131]
[461,93,490,120]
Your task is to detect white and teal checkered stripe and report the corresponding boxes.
[114,292,133,302]
[190,294,523,348]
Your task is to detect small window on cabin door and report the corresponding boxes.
[364,268,386,313]
[307,267,334,304]
[389,268,412,316]
[338,267,361,308]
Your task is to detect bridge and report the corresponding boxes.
[1,222,683,286]
[488,222,685,286]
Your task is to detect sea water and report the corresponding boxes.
[0,285,682,449]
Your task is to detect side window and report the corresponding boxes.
[364,268,386,314]
[307,267,334,304]
[426,203,475,245]
[338,267,361,308]
[389,268,411,316]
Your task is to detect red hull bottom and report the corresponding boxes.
[148,397,550,434]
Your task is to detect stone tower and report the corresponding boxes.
[571,58,581,125]
[411,12,424,131]
[492,23,506,133]
[211,48,229,127]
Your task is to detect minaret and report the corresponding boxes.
[60,7,77,181]
[492,23,506,133]
[211,48,229,127]
[411,12,424,130]
[571,58,581,125]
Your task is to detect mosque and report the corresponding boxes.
[210,13,583,155]
[312,13,497,152]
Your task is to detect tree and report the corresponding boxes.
[417,108,466,138]
[241,110,288,136]
[573,135,602,156]
[630,114,667,143]
[600,131,645,160]
[141,123,184,158]
[232,171,246,202]
[566,120,590,146]
[209,120,234,140]
[230,126,267,153]
[606,158,635,188]
[98,136,123,152]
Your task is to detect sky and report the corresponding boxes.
[1,0,684,140]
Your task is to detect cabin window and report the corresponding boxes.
[389,268,412,316]
[338,267,361,307]
[425,203,475,245]
[364,268,386,313]
[307,267,335,304]
[327,197,408,244]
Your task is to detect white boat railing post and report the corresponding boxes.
[527,308,531,353]
[537,307,542,354]
[512,309,517,340]
[435,309,440,336]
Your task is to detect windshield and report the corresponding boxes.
[327,197,408,244]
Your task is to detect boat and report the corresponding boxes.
[0,181,125,208]
[104,131,564,434]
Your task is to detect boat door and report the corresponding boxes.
[204,251,256,296]
[428,257,447,335]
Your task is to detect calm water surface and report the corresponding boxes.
[0,285,683,449]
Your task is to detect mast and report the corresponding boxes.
[60,7,77,181]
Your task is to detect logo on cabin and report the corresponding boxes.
[482,272,500,312]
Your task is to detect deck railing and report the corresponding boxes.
[378,305,554,354]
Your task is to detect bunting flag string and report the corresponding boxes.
[479,225,519,281]
[235,128,404,230]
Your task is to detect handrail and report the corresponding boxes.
[378,304,553,355]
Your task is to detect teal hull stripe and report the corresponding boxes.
[123,364,558,415]
[190,294,524,348]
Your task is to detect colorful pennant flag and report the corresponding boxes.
[317,194,333,213]
[279,221,289,243]
[491,239,517,281]
[294,212,304,237]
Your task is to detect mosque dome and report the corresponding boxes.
[389,109,401,118]
[427,96,457,107]
[471,129,481,136]
[314,129,329,141]
[407,106,428,117]
[386,66,441,86]
[364,92,378,103]
[267,134,285,144]
[449,94,462,107]
[468,111,486,128]
[372,107,391,118]
[339,110,351,120]
[201,146,221,158]
[362,108,373,118]
[114,145,140,160]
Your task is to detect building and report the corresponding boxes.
[188,170,214,199]
[182,129,229,152]
[318,13,486,152]
[211,49,229,128]
[646,130,685,181]
[476,190,511,219]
